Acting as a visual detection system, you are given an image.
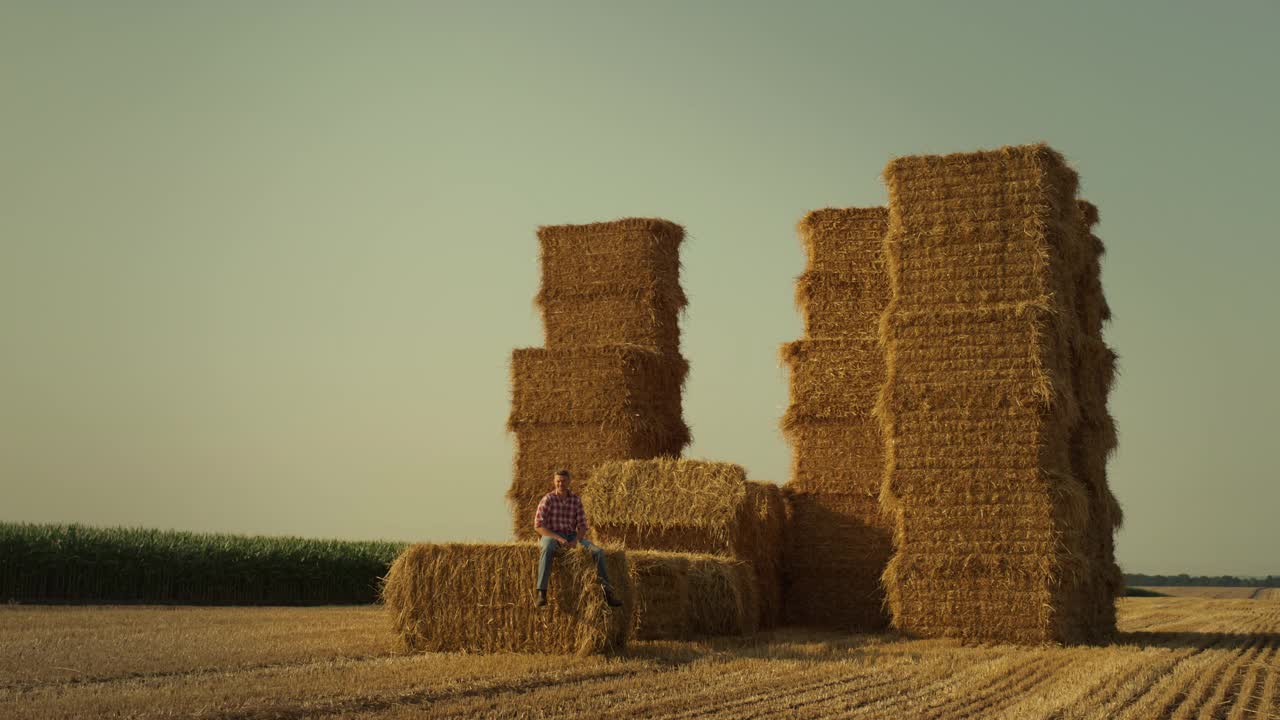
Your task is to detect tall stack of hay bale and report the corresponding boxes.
[583,458,786,634]
[779,208,895,630]
[506,219,691,540]
[1069,201,1124,638]
[877,144,1120,644]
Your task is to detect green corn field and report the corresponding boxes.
[0,522,408,605]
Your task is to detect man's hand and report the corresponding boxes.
[556,535,572,546]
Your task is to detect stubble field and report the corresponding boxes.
[2,595,1277,719]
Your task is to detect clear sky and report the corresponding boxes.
[2,1,1277,576]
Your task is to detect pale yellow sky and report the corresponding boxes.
[2,1,1278,576]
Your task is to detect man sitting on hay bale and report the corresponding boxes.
[535,469,623,609]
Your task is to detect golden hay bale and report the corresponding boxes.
[796,207,888,275]
[792,206,889,338]
[627,550,759,640]
[883,144,1085,315]
[779,338,884,430]
[508,345,687,428]
[381,543,632,655]
[536,218,684,298]
[781,419,884,493]
[540,290,684,354]
[536,218,685,353]
[781,489,893,630]
[581,458,784,627]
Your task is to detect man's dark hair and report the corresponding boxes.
[555,469,570,478]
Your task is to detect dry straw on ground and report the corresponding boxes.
[536,218,686,354]
[381,543,632,655]
[877,144,1108,644]
[581,458,783,627]
[779,206,894,630]
[627,550,759,639]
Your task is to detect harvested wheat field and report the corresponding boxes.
[3,597,1278,719]
[1139,587,1280,600]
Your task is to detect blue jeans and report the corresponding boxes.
[537,532,611,592]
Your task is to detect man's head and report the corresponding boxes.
[553,469,571,494]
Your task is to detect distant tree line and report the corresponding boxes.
[1125,573,1280,587]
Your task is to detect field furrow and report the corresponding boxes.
[1226,644,1278,720]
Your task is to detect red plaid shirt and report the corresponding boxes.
[534,492,588,535]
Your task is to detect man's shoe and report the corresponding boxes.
[536,590,547,608]
[603,588,623,608]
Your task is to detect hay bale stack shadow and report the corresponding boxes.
[382,543,633,656]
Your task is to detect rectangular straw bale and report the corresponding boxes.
[381,543,632,655]
[627,550,759,639]
[582,459,784,627]
[884,144,1085,313]
[783,419,884,493]
[508,345,687,427]
[797,207,888,274]
[794,270,887,340]
[780,338,884,426]
[540,289,684,353]
[782,490,893,630]
[537,218,684,299]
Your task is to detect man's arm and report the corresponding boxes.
[536,525,568,543]
[574,498,588,541]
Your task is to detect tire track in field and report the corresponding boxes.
[851,652,1052,720]
[1256,651,1278,720]
[1167,637,1264,720]
[200,663,653,720]
[1054,630,1213,712]
[989,644,1154,720]
[787,649,1045,720]
[1226,644,1278,720]
[1,651,403,693]
[1195,640,1270,719]
[558,660,874,720]
[423,660,831,720]
[645,659,914,720]
[1114,608,1277,720]
[933,651,1079,720]
[662,665,914,720]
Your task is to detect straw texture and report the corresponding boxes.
[381,543,632,655]
[536,218,685,354]
[877,144,1111,645]
[779,207,894,630]
[628,550,760,640]
[581,458,783,627]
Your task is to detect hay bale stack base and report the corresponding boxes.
[382,543,632,655]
